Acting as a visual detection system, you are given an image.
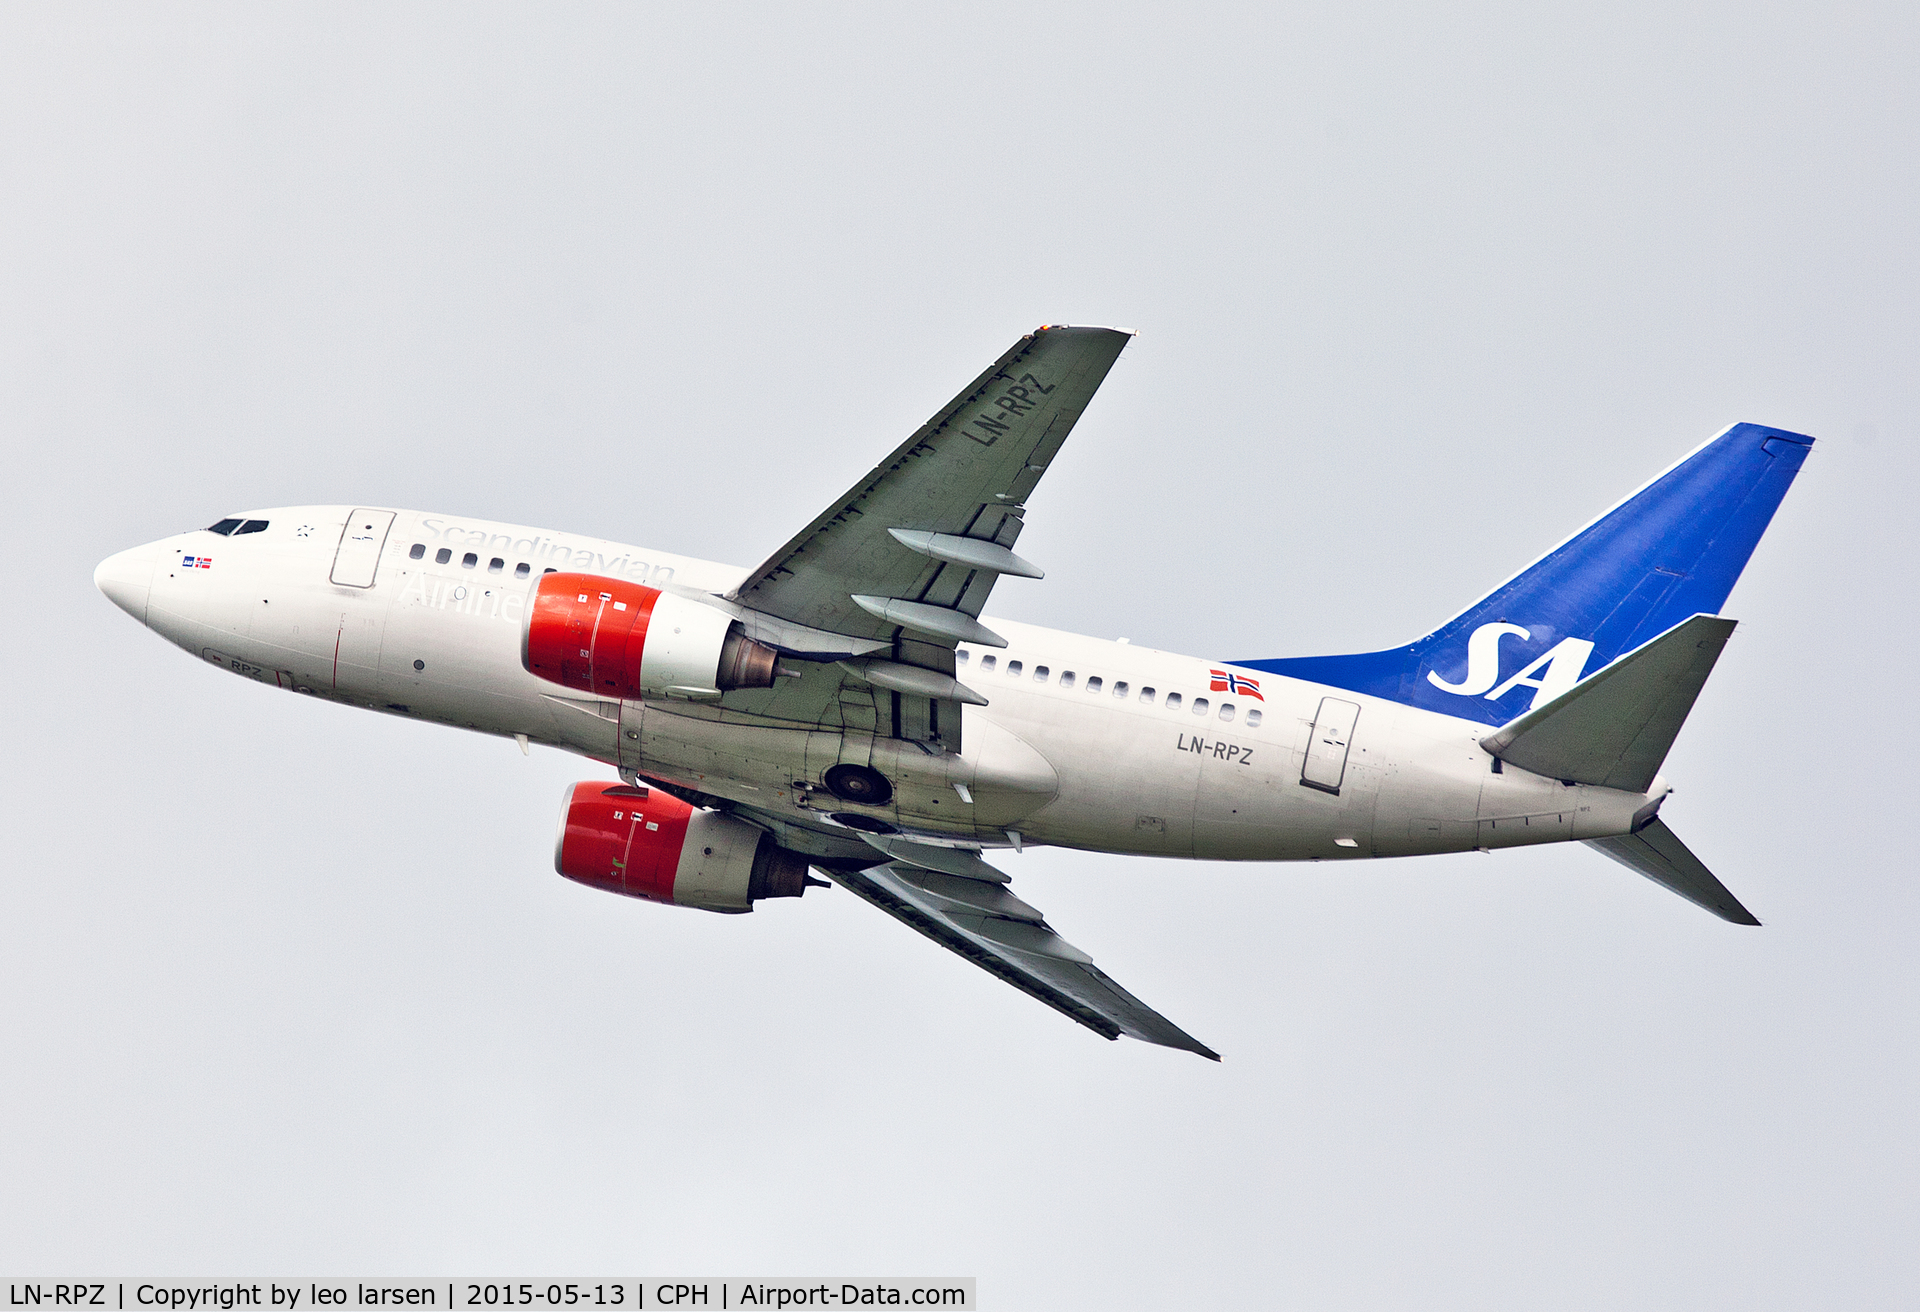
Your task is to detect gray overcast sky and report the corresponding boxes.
[4,4,1917,1307]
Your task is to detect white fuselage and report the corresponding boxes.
[97,506,1659,864]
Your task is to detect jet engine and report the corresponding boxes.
[522,572,781,700]
[554,780,816,913]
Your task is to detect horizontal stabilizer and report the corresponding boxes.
[1586,818,1759,924]
[1481,614,1736,792]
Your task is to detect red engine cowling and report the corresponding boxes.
[522,572,781,701]
[554,780,814,913]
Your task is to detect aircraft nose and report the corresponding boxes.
[94,543,159,624]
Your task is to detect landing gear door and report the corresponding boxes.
[331,509,396,588]
[1301,697,1360,795]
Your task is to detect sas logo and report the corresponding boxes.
[1426,622,1594,710]
[182,555,213,569]
[1209,668,1264,701]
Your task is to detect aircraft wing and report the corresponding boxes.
[828,839,1218,1060]
[728,325,1131,646]
[713,325,1131,754]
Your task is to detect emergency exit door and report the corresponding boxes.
[1301,697,1361,795]
[330,509,395,588]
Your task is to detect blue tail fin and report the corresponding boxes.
[1240,422,1814,728]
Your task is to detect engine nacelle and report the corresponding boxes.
[522,572,780,701]
[553,780,814,913]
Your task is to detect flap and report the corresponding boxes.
[859,833,1010,882]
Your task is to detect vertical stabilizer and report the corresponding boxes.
[1238,422,1813,727]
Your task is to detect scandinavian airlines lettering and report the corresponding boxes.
[397,570,527,622]
[415,517,673,584]
[1427,621,1596,710]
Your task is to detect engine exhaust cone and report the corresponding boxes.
[716,630,781,690]
[748,844,814,899]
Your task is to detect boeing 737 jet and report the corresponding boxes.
[94,326,1813,1058]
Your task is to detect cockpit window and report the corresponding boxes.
[234,519,269,535]
[206,518,243,535]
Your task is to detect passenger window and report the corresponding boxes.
[980,655,997,672]
[1166,692,1182,709]
[235,520,269,535]
[1193,697,1209,715]
[1008,660,1023,677]
[461,552,478,569]
[206,518,242,535]
[487,557,504,574]
[543,567,557,574]
[1060,671,1076,688]
[1113,681,1129,698]
[956,650,970,664]
[435,548,452,565]
[1219,702,1235,722]
[409,543,425,560]
[1034,665,1049,683]
[1246,708,1263,727]
[1140,687,1156,703]
[514,562,530,579]
[1087,676,1103,693]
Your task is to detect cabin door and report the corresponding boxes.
[331,509,396,587]
[1301,697,1361,795]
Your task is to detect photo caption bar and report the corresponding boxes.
[0,1282,975,1311]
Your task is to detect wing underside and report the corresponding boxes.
[828,847,1218,1060]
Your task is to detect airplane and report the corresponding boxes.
[93,325,1814,1060]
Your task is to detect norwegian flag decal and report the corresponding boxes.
[1209,668,1264,700]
